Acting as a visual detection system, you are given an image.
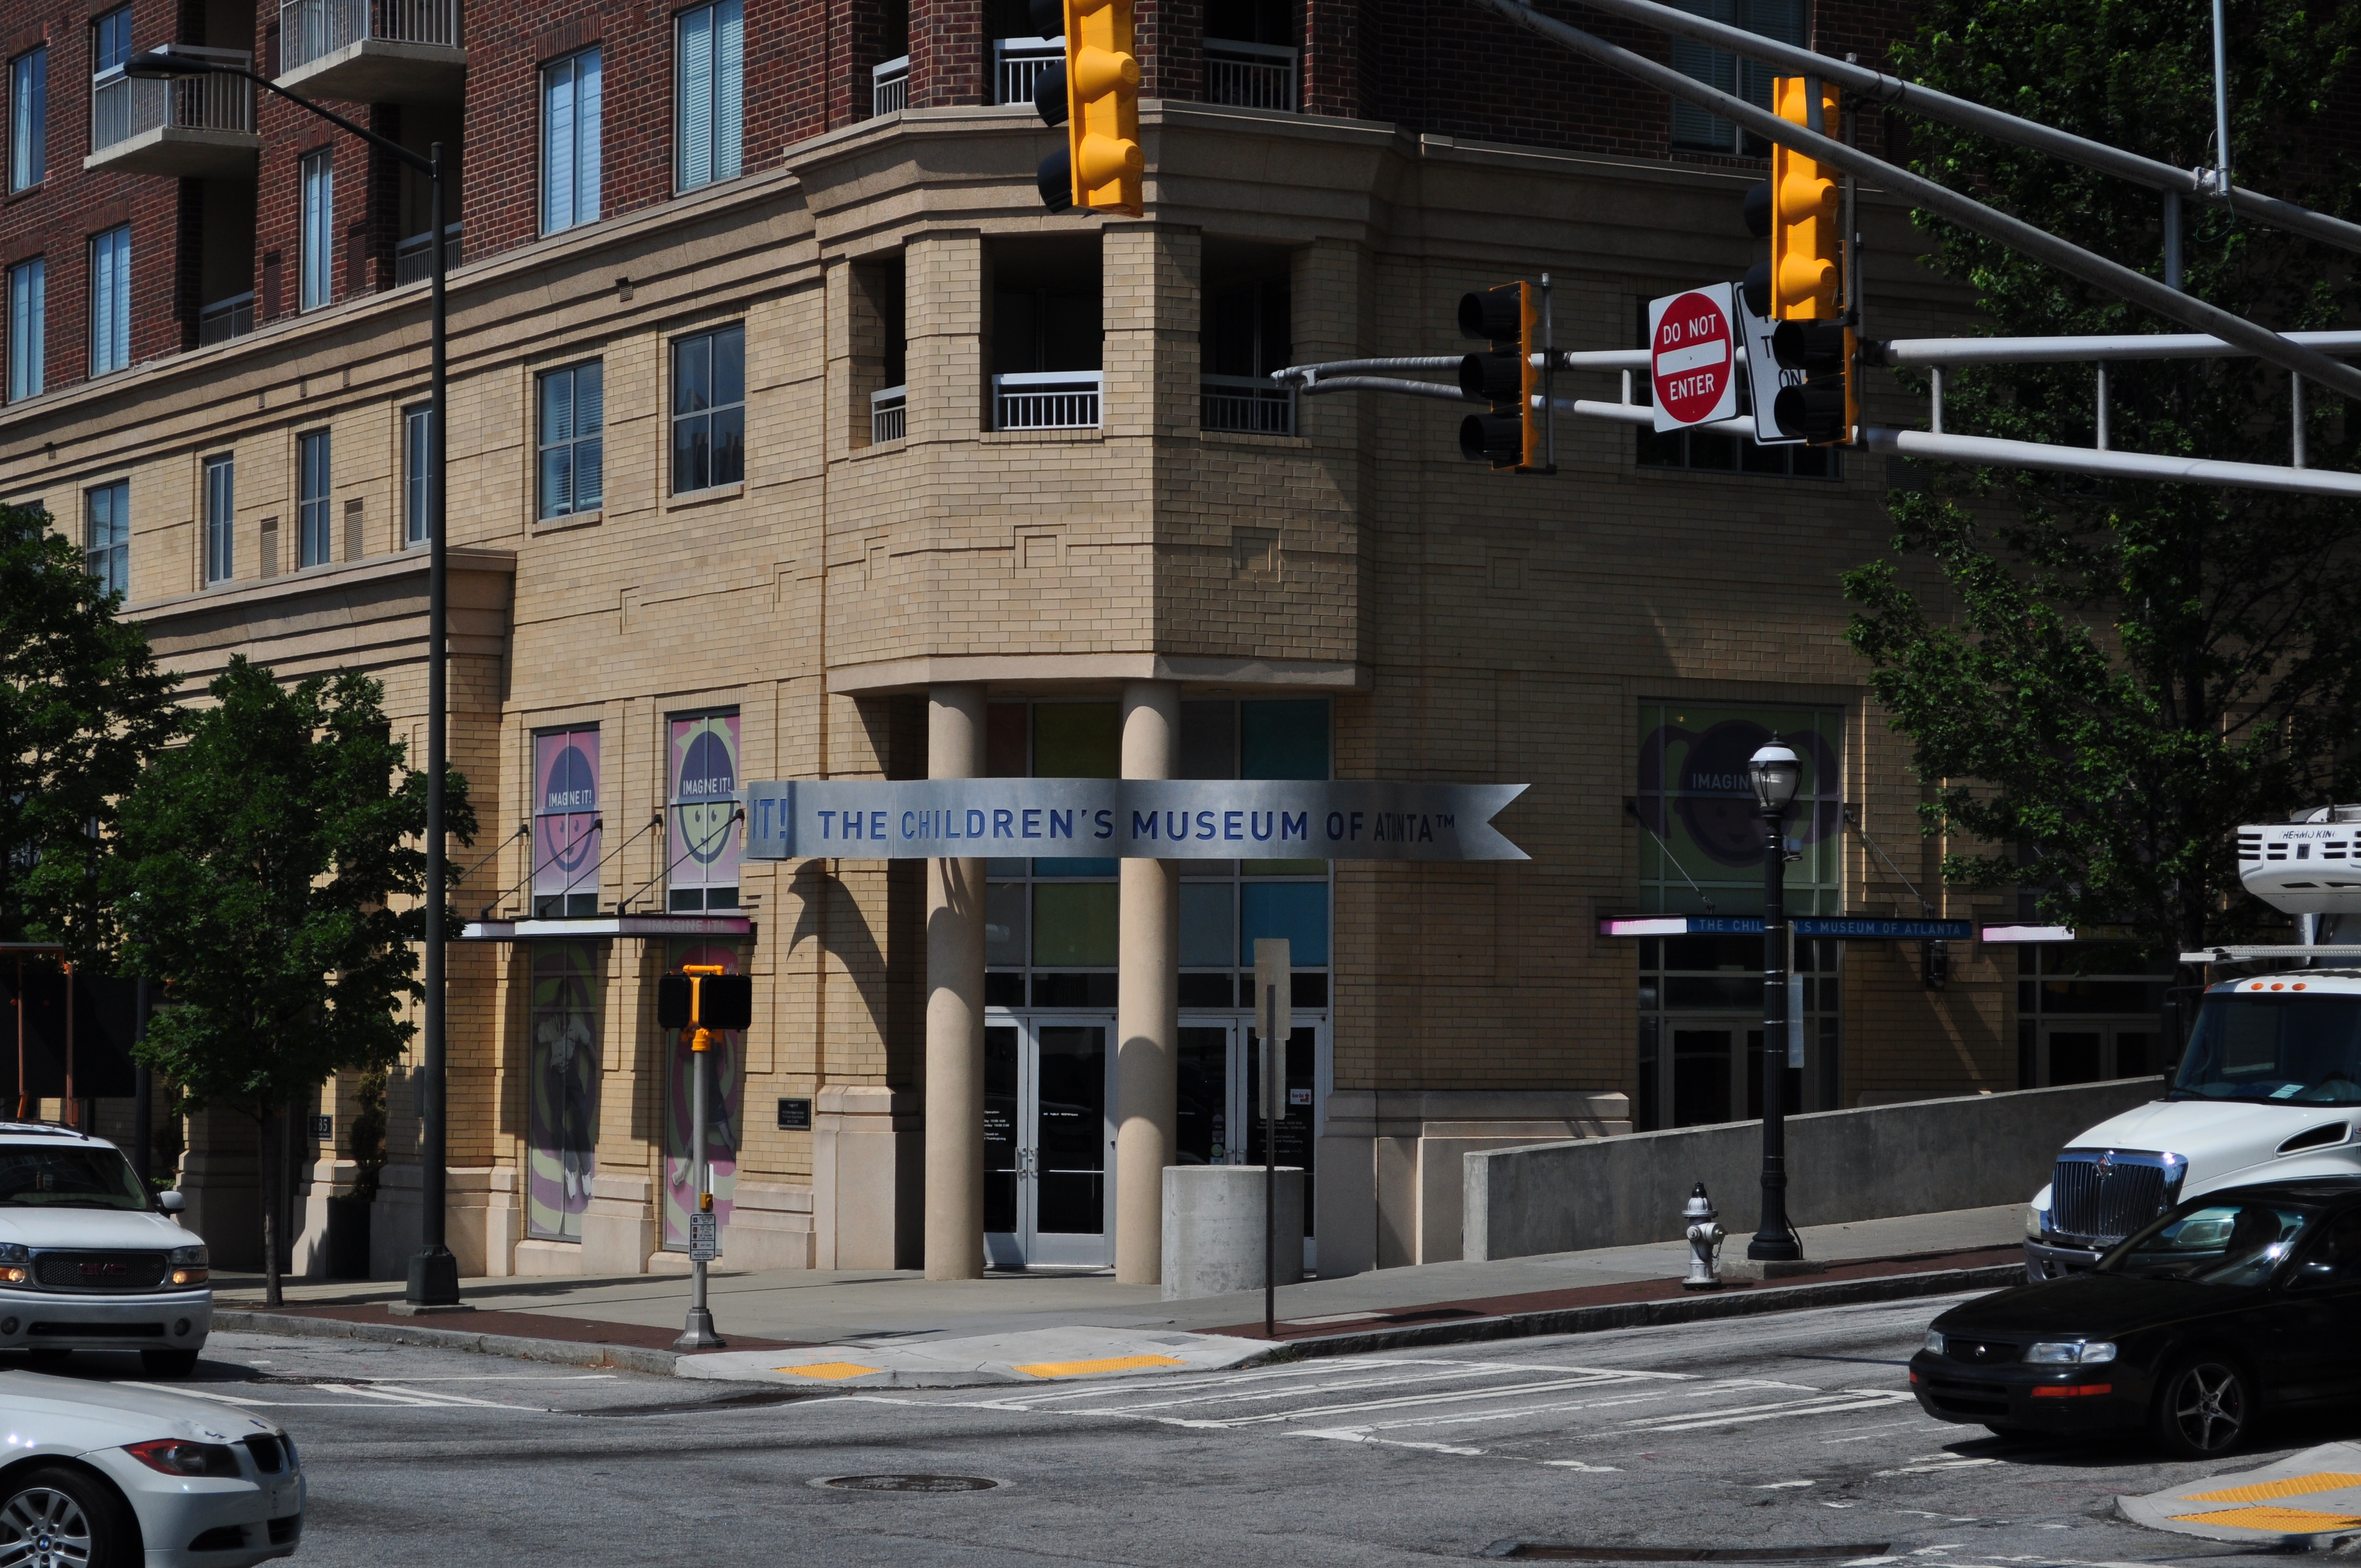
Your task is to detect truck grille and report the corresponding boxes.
[2051,1150,2180,1245]
[31,1251,168,1291]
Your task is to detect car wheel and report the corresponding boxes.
[0,1463,139,1568]
[139,1347,200,1379]
[23,1348,69,1372]
[2153,1354,2253,1458]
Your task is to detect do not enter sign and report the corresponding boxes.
[1649,284,1739,432]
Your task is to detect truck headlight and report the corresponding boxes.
[0,1244,27,1283]
[2026,1341,2115,1364]
[168,1244,208,1286]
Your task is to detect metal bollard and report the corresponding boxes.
[1682,1182,1724,1291]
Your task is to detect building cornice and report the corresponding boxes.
[828,651,1372,695]
[129,546,517,628]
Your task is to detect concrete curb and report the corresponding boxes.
[212,1309,694,1376]
[217,1263,2021,1376]
[1236,1262,2028,1362]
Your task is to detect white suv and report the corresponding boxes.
[0,1123,210,1376]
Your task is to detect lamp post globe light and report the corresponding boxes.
[125,48,461,1308]
[1747,737,1804,1263]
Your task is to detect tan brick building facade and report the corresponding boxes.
[2,0,2118,1282]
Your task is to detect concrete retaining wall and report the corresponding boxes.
[1464,1077,2164,1262]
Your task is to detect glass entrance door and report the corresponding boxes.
[2036,1023,2159,1086]
[983,1019,1114,1269]
[1177,1018,1321,1269]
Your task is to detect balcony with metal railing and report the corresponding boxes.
[198,293,256,347]
[993,37,1062,106]
[394,225,461,286]
[85,47,258,178]
[1203,39,1296,110]
[278,0,465,104]
[1200,375,1293,434]
[872,56,909,116]
[871,385,908,444]
[993,371,1100,431]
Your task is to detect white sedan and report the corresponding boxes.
[0,1370,302,1566]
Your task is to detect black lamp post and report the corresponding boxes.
[1746,736,1804,1263]
[126,47,459,1308]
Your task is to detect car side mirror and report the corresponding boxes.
[2282,1259,2336,1290]
[157,1189,186,1215]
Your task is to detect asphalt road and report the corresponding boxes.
[43,1293,2355,1566]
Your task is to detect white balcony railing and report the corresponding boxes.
[198,292,256,347]
[994,371,1101,431]
[871,385,907,444]
[89,48,254,154]
[994,36,1062,106]
[872,55,909,116]
[1200,374,1294,434]
[394,224,460,286]
[280,0,460,75]
[1203,39,1296,110]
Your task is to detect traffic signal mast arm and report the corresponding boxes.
[1466,0,2361,407]
[1554,0,2361,261]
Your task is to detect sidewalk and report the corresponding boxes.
[212,1204,2027,1378]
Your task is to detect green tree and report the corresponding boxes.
[1843,0,2361,960]
[113,657,474,1304]
[0,502,182,961]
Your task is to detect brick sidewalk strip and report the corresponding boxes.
[214,1303,812,1376]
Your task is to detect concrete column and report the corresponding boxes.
[924,684,988,1281]
[1114,680,1180,1284]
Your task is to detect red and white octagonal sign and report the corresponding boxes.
[1649,284,1739,432]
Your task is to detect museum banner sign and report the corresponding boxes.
[741,780,1529,862]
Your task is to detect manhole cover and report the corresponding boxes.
[819,1474,1002,1494]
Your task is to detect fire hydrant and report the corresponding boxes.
[1682,1182,1724,1291]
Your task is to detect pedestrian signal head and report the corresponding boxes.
[656,974,692,1031]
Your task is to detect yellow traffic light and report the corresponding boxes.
[1456,282,1547,472]
[1769,77,1840,320]
[1035,0,1142,216]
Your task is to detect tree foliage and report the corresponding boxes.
[112,656,474,1299]
[0,502,181,961]
[1844,0,2361,954]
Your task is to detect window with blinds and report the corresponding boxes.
[1667,0,1808,154]
[675,1,744,193]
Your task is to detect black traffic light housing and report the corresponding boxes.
[1741,182,1774,318]
[1769,319,1852,445]
[1454,281,1553,473]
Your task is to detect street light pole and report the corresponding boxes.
[1746,737,1803,1264]
[124,48,459,1305]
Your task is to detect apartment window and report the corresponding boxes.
[675,0,743,193]
[542,48,602,235]
[203,454,233,584]
[1668,0,1807,153]
[85,481,127,598]
[667,711,741,911]
[88,225,129,376]
[300,151,333,311]
[297,429,330,568]
[91,8,132,77]
[671,324,744,494]
[404,404,431,546]
[9,47,45,191]
[538,362,603,519]
[7,259,42,401]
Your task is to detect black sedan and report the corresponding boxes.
[1910,1178,2361,1458]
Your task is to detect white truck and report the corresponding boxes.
[2023,807,2361,1280]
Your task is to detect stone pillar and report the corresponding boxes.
[924,684,988,1280]
[1114,679,1180,1284]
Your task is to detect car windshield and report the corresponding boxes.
[2098,1197,2319,1285]
[0,1145,148,1211]
[2172,993,2361,1105]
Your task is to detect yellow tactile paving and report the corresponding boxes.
[774,1362,883,1380]
[1010,1353,1187,1379]
[2185,1473,2361,1504]
[2167,1506,2361,1533]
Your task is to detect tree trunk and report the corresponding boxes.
[259,1106,281,1309]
